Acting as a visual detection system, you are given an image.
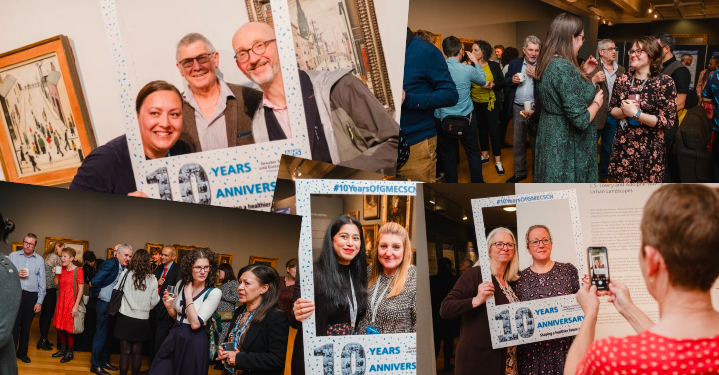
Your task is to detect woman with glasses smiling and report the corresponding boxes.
[514,225,579,375]
[440,227,520,375]
[608,36,677,183]
[151,248,221,375]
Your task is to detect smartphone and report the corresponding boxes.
[221,342,235,352]
[587,247,610,291]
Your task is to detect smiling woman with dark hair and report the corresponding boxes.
[290,214,369,375]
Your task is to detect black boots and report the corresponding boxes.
[37,338,53,351]
[60,346,74,363]
[52,343,66,358]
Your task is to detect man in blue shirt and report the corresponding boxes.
[8,233,45,363]
[435,36,486,183]
[89,243,133,375]
[701,69,719,180]
[399,28,459,183]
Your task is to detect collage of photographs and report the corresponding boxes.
[0,0,718,375]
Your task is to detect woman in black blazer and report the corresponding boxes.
[217,264,289,375]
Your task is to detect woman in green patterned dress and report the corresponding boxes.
[534,13,604,182]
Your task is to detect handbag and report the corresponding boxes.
[71,267,86,334]
[218,311,234,322]
[440,111,471,138]
[103,270,130,317]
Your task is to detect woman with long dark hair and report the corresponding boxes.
[152,248,221,375]
[534,13,604,182]
[290,214,369,374]
[608,36,677,182]
[38,240,64,351]
[216,263,239,334]
[217,264,289,374]
[112,249,160,375]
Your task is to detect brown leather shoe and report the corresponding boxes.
[90,366,111,375]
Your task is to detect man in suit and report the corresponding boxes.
[175,33,263,153]
[147,246,180,371]
[590,39,625,183]
[504,35,541,183]
[90,243,133,375]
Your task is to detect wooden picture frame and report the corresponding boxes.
[218,253,234,285]
[672,34,708,45]
[363,194,381,220]
[245,0,395,109]
[145,242,163,255]
[174,244,195,267]
[362,224,379,259]
[11,241,23,252]
[44,236,88,263]
[249,255,278,269]
[348,211,359,220]
[381,195,412,238]
[0,35,95,185]
[106,248,114,259]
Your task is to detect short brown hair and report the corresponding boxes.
[632,36,663,77]
[641,184,719,291]
[135,80,182,114]
[525,225,552,249]
[285,258,297,269]
[61,247,76,259]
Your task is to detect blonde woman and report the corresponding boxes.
[356,222,417,335]
[38,240,64,351]
[440,227,520,375]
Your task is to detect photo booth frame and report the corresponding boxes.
[471,189,587,349]
[296,179,418,374]
[99,0,311,210]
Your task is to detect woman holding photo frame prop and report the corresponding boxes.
[469,190,588,356]
[440,227,520,375]
[293,179,418,374]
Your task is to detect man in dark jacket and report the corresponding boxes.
[399,28,458,182]
[147,246,180,369]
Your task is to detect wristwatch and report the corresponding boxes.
[633,109,642,121]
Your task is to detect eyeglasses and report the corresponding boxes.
[193,266,211,272]
[491,242,516,250]
[234,39,276,63]
[628,49,645,56]
[602,47,617,52]
[23,241,37,247]
[178,53,213,69]
[528,238,552,247]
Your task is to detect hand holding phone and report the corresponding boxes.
[587,247,610,291]
[221,342,235,352]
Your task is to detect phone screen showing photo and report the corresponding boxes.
[588,247,610,291]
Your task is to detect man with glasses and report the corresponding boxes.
[8,233,46,363]
[231,22,400,175]
[590,39,625,183]
[90,243,133,375]
[147,246,179,372]
[175,33,263,152]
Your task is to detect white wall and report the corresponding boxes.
[0,0,409,180]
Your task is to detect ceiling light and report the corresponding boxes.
[607,21,614,26]
[654,13,658,18]
[503,206,517,212]
[462,209,468,221]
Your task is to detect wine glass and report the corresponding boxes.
[166,285,176,298]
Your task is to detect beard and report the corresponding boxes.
[247,58,280,86]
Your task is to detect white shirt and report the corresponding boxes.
[114,270,160,319]
[172,282,222,325]
[182,79,234,151]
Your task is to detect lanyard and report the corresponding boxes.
[369,277,390,323]
[232,308,255,347]
[631,77,648,96]
[347,270,357,329]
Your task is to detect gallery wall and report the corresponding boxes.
[0,0,409,181]
[0,182,302,277]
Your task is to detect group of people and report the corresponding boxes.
[401,12,719,183]
[431,183,719,375]
[69,21,400,197]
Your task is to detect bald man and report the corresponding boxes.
[231,22,400,174]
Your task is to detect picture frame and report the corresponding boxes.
[347,210,359,220]
[249,255,277,269]
[11,241,23,252]
[0,35,95,185]
[362,224,379,259]
[363,194,381,220]
[219,253,233,266]
[174,244,195,267]
[382,195,412,237]
[106,247,114,259]
[145,242,163,255]
[411,29,442,50]
[245,0,396,110]
[45,236,88,263]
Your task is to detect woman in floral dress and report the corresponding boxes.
[608,36,677,182]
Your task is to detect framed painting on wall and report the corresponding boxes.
[381,195,412,237]
[106,247,114,259]
[245,0,395,110]
[0,35,95,185]
[362,224,379,258]
[347,211,359,220]
[249,255,278,269]
[45,236,88,263]
[11,241,23,252]
[145,242,163,254]
[174,244,195,267]
[363,194,381,220]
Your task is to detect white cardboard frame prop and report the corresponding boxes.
[471,189,588,349]
[296,179,418,374]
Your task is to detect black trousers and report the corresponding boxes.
[39,288,57,340]
[12,291,37,355]
[149,309,174,363]
[474,101,502,158]
[437,115,485,183]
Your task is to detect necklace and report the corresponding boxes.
[197,86,221,110]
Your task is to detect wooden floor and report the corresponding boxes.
[437,120,535,184]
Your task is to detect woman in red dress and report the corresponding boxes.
[51,247,84,363]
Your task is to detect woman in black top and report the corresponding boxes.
[290,214,369,374]
[217,264,289,375]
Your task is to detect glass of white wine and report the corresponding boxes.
[166,285,176,298]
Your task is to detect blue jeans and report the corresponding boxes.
[597,116,619,179]
[92,300,112,367]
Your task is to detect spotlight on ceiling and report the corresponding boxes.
[462,210,468,221]
[654,13,658,18]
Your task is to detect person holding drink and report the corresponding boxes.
[51,247,84,364]
[149,245,179,366]
[37,240,64,351]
